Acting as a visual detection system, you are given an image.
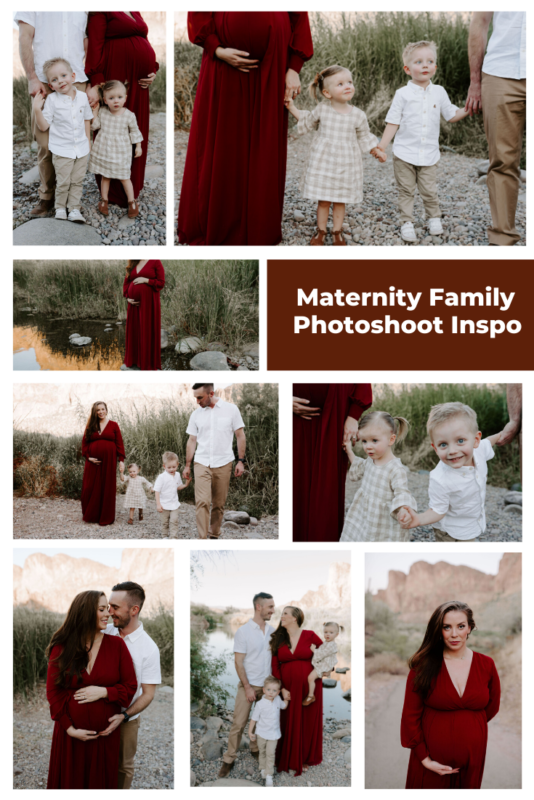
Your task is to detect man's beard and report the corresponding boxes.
[113,613,131,628]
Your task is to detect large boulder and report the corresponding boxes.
[190,351,229,371]
[14,218,103,246]
[190,716,206,731]
[205,716,224,731]
[201,740,223,761]
[504,491,522,506]
[176,337,202,354]
[322,679,337,688]
[242,342,259,358]
[332,727,351,739]
[224,511,250,525]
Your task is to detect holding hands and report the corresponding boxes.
[398,507,419,529]
[370,146,387,163]
[134,143,142,159]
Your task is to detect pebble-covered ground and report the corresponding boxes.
[190,710,351,787]
[174,128,526,247]
[13,495,279,540]
[13,684,174,790]
[14,112,166,246]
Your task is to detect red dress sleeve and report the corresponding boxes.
[400,670,429,763]
[114,423,126,463]
[347,384,373,421]
[106,638,138,706]
[484,659,501,722]
[46,646,75,732]
[123,274,130,298]
[310,631,323,649]
[271,650,282,682]
[81,431,91,459]
[187,12,222,59]
[85,12,109,86]
[147,261,165,291]
[287,13,314,73]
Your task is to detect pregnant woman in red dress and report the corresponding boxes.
[85,12,159,207]
[81,402,125,526]
[293,384,373,542]
[123,259,165,370]
[178,12,313,245]
[46,590,137,789]
[401,601,500,789]
[271,607,325,777]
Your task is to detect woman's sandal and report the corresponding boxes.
[332,230,347,246]
[139,509,143,521]
[302,695,316,706]
[310,229,326,246]
[127,518,134,525]
[98,199,109,216]
[128,200,139,218]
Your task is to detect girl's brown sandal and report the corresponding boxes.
[310,229,326,246]
[139,509,143,521]
[128,200,140,218]
[332,230,347,246]
[98,199,109,216]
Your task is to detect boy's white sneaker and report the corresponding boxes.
[260,770,266,779]
[400,221,417,242]
[428,217,443,235]
[265,776,274,787]
[68,209,86,224]
[55,208,67,220]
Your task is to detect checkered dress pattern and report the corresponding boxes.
[312,641,338,674]
[122,475,153,509]
[297,103,378,203]
[88,106,143,180]
[340,456,417,543]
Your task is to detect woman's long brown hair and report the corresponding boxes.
[84,401,108,443]
[408,601,476,698]
[270,606,305,655]
[125,259,141,277]
[46,590,105,687]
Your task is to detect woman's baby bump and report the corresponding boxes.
[217,12,279,61]
[68,695,119,733]
[127,280,146,303]
[423,708,487,769]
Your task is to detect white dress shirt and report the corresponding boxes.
[14,12,88,84]
[41,88,93,158]
[233,619,275,688]
[186,399,245,468]
[482,12,526,81]
[385,81,459,166]
[153,470,182,510]
[429,438,495,540]
[106,623,161,721]
[251,695,285,740]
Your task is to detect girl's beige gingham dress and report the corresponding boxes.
[312,641,338,675]
[122,475,153,510]
[340,456,417,542]
[89,106,143,180]
[297,103,378,203]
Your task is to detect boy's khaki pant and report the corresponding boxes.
[257,735,277,777]
[160,507,179,537]
[433,528,480,543]
[393,155,441,223]
[194,461,233,539]
[222,681,263,764]
[31,81,88,201]
[118,717,140,789]
[52,153,89,210]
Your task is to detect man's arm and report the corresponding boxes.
[234,427,246,477]
[235,652,256,703]
[18,21,48,97]
[498,384,522,446]
[182,434,197,480]
[466,12,493,115]
[99,684,157,737]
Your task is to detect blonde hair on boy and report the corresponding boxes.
[264,675,282,689]
[402,40,437,66]
[426,402,478,442]
[162,451,178,464]
[42,57,73,80]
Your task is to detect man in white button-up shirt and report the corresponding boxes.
[466,12,526,246]
[15,12,89,218]
[183,384,246,539]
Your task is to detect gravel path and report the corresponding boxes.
[345,469,522,541]
[13,684,174,790]
[174,128,525,246]
[13,495,279,540]
[14,112,166,246]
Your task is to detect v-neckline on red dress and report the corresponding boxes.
[98,419,110,436]
[288,631,304,655]
[85,633,105,677]
[443,650,475,699]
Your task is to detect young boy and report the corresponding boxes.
[399,402,502,542]
[32,57,93,223]
[153,451,190,538]
[248,676,289,787]
[373,41,468,243]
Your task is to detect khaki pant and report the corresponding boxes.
[52,153,89,210]
[393,155,441,223]
[194,461,233,539]
[257,735,277,776]
[31,81,87,201]
[222,682,263,764]
[433,528,480,543]
[160,507,179,537]
[481,72,526,246]
[118,717,140,790]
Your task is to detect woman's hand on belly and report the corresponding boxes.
[74,685,108,704]
[127,298,140,306]
[88,457,102,465]
[132,277,150,285]
[139,72,156,88]
[422,757,460,777]
[66,725,99,741]
[293,396,321,420]
[215,47,259,72]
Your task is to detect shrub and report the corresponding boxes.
[190,628,230,715]
[143,607,174,684]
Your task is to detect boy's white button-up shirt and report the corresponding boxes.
[42,88,93,159]
[186,399,245,468]
[251,695,285,740]
[429,438,495,540]
[153,470,182,510]
[233,619,275,688]
[14,12,88,83]
[105,623,161,721]
[385,81,459,167]
[482,12,526,81]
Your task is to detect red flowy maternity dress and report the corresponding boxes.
[85,12,159,207]
[178,12,313,245]
[81,420,125,526]
[401,652,501,789]
[123,260,165,370]
[46,635,137,789]
[293,384,373,542]
[271,630,323,776]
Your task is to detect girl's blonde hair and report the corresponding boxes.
[98,79,129,105]
[308,65,347,102]
[359,411,410,444]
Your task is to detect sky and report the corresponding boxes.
[13,548,124,569]
[365,553,504,593]
[191,551,351,608]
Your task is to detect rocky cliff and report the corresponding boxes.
[289,562,351,610]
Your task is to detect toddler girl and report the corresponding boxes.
[303,622,341,706]
[285,64,386,246]
[340,411,417,542]
[88,80,143,218]
[120,462,153,524]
